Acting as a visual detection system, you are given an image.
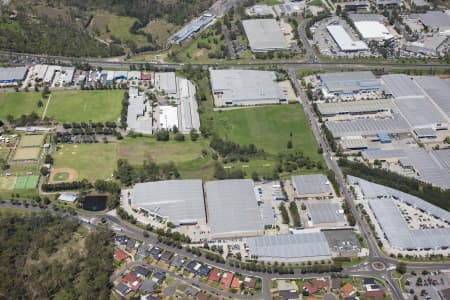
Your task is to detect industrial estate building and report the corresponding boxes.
[307,202,346,226]
[242,19,290,52]
[326,25,368,52]
[350,176,450,252]
[130,180,206,226]
[414,11,450,35]
[127,87,153,134]
[292,174,333,199]
[362,148,450,190]
[246,230,332,262]
[317,71,382,99]
[205,179,264,239]
[155,72,177,95]
[348,14,394,40]
[0,67,28,85]
[209,69,286,106]
[173,14,214,44]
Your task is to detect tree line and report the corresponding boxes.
[339,158,450,211]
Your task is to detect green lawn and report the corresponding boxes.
[53,143,118,181]
[213,105,322,160]
[46,90,123,123]
[118,137,215,180]
[308,0,323,6]
[90,13,149,48]
[0,92,44,120]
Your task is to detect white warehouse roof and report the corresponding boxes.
[210,69,285,105]
[246,231,331,261]
[354,21,393,40]
[292,174,333,197]
[205,179,264,239]
[393,96,447,129]
[327,25,368,51]
[242,19,290,52]
[132,180,206,225]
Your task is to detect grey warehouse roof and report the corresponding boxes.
[362,148,450,189]
[246,231,331,259]
[381,74,424,99]
[0,66,28,82]
[205,179,264,238]
[349,176,450,250]
[307,202,345,224]
[317,99,393,116]
[415,76,450,119]
[210,69,284,104]
[242,19,289,52]
[292,174,333,196]
[417,11,450,29]
[369,198,450,250]
[348,176,450,223]
[319,71,381,94]
[393,96,447,128]
[155,72,177,94]
[132,180,206,225]
[348,13,382,22]
[325,113,410,137]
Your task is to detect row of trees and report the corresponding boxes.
[339,158,450,211]
[115,158,180,186]
[42,179,92,192]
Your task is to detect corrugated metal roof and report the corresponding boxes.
[246,231,331,259]
[381,74,424,99]
[326,25,368,52]
[210,69,284,104]
[242,19,289,52]
[132,179,206,225]
[415,76,450,119]
[205,179,264,238]
[393,96,447,128]
[307,202,345,224]
[0,66,28,82]
[292,174,333,196]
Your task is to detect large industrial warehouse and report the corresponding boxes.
[349,176,450,252]
[0,66,28,85]
[415,76,450,120]
[209,69,286,106]
[349,14,393,40]
[292,174,334,199]
[130,180,206,226]
[205,179,264,239]
[127,87,153,134]
[246,231,331,262]
[393,96,447,130]
[242,19,290,52]
[317,100,393,118]
[317,71,382,98]
[326,25,368,52]
[381,74,424,99]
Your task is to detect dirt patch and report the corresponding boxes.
[49,168,78,184]
[194,48,206,58]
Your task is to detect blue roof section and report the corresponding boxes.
[376,132,391,143]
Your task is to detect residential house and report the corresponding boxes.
[170,255,184,268]
[160,251,174,263]
[220,272,234,288]
[122,273,142,291]
[185,286,199,297]
[244,276,257,289]
[279,290,300,300]
[139,279,158,294]
[208,268,221,283]
[231,277,241,291]
[115,282,131,296]
[114,249,129,262]
[198,264,212,277]
[340,283,356,298]
[132,266,151,278]
[151,271,166,284]
[304,282,319,295]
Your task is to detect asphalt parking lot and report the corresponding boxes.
[404,270,450,300]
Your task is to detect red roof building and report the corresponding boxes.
[244,277,257,289]
[340,283,356,298]
[114,249,129,261]
[312,278,329,290]
[365,290,385,299]
[304,282,319,294]
[231,277,241,290]
[208,268,221,282]
[220,272,234,288]
[122,273,142,291]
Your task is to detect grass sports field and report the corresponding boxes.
[213,105,322,160]
[13,148,41,161]
[0,92,44,119]
[0,177,16,190]
[0,148,10,160]
[45,90,123,123]
[18,135,45,148]
[53,143,118,181]
[53,172,69,182]
[14,175,39,189]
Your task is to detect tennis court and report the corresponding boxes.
[14,175,39,189]
[18,135,45,148]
